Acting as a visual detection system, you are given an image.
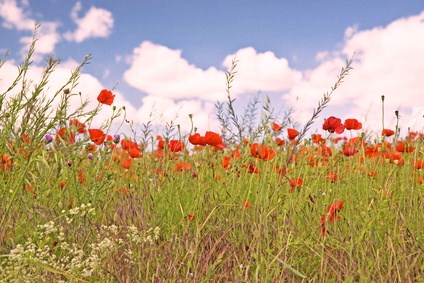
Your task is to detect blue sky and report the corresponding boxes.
[1,0,424,136]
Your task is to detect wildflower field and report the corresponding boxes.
[0,39,423,282]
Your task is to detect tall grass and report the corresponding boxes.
[0,33,423,283]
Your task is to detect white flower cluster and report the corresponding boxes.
[0,219,161,281]
[62,203,95,224]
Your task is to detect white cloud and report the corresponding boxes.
[284,11,424,134]
[64,1,114,43]
[123,41,225,101]
[0,0,33,30]
[0,0,61,57]
[222,47,302,95]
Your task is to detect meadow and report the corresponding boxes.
[0,37,423,282]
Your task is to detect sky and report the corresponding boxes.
[1,0,424,139]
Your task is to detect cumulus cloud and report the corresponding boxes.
[0,0,61,57]
[0,0,33,30]
[222,47,302,95]
[64,1,114,43]
[122,42,306,133]
[284,11,424,134]
[123,41,225,101]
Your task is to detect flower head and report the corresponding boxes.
[323,116,345,134]
[97,89,115,105]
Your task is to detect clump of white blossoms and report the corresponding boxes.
[0,203,160,281]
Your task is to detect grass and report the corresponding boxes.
[0,32,423,282]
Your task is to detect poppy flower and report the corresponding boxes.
[382,128,395,137]
[312,134,325,144]
[176,161,191,171]
[69,119,86,134]
[222,156,231,170]
[0,154,12,172]
[384,151,404,166]
[344,118,362,130]
[168,140,184,153]
[288,177,303,192]
[287,128,299,140]
[88,129,106,145]
[325,201,344,222]
[250,143,276,161]
[244,163,260,174]
[188,214,195,221]
[55,127,75,144]
[129,147,143,158]
[121,138,139,151]
[121,156,131,169]
[275,137,285,146]
[323,116,345,134]
[413,159,424,170]
[343,146,358,157]
[205,131,225,149]
[418,176,423,185]
[271,122,282,131]
[325,172,338,183]
[97,89,115,105]
[77,171,86,185]
[243,201,250,209]
[189,133,207,146]
[367,171,377,177]
[395,141,414,153]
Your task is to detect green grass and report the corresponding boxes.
[0,32,423,282]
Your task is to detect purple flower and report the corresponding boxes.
[87,153,94,160]
[113,134,120,144]
[45,134,53,143]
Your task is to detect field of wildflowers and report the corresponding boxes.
[0,36,423,282]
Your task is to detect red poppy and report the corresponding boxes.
[121,156,131,169]
[121,138,139,150]
[189,133,207,146]
[55,127,75,144]
[222,156,231,170]
[287,128,299,140]
[250,143,276,161]
[343,146,358,157]
[243,163,260,174]
[188,214,195,221]
[97,89,115,105]
[77,171,86,185]
[129,147,142,158]
[288,177,303,192]
[344,118,362,130]
[384,150,404,166]
[69,119,86,134]
[205,131,225,149]
[325,201,344,222]
[88,129,106,145]
[271,122,282,131]
[418,176,423,185]
[382,128,395,137]
[325,172,338,183]
[275,137,285,146]
[312,134,325,144]
[176,161,191,171]
[0,153,12,172]
[367,171,377,177]
[243,201,250,209]
[168,140,184,153]
[413,159,424,170]
[21,132,31,143]
[323,116,345,134]
[395,141,414,153]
